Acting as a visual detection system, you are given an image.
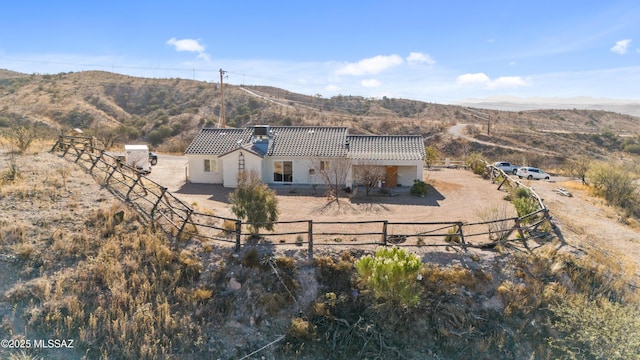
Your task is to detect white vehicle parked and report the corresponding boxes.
[516,166,550,180]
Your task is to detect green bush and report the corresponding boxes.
[548,295,640,359]
[513,186,531,199]
[588,163,639,217]
[229,171,279,234]
[513,197,539,220]
[355,247,422,307]
[466,152,487,176]
[410,179,428,196]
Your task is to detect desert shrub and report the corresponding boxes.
[509,185,541,223]
[410,179,428,196]
[221,219,237,235]
[466,152,487,176]
[0,152,21,184]
[355,247,422,306]
[513,186,531,199]
[588,162,639,217]
[6,126,38,154]
[477,204,516,241]
[287,317,316,341]
[513,197,539,220]
[548,295,640,359]
[229,170,279,234]
[444,226,461,243]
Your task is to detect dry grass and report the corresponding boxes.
[2,138,640,358]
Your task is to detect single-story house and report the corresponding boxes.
[184,125,426,188]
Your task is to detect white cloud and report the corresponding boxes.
[406,52,435,66]
[611,39,632,55]
[456,73,530,89]
[456,73,491,85]
[361,79,381,88]
[488,76,530,89]
[335,55,403,76]
[166,37,206,53]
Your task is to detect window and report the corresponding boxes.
[204,159,217,172]
[320,160,330,171]
[273,161,293,182]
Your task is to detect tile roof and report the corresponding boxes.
[347,135,426,160]
[185,126,425,161]
[184,128,253,155]
[267,126,348,157]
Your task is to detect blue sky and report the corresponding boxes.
[1,0,640,104]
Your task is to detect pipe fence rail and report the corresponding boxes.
[51,136,555,259]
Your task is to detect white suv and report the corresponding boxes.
[516,166,550,180]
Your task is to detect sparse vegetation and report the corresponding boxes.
[2,71,640,359]
[355,247,422,307]
[228,170,279,234]
[588,162,639,217]
[424,145,439,168]
[410,179,429,196]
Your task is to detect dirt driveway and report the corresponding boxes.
[147,155,511,224]
[147,154,640,278]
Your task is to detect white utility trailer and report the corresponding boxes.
[124,144,151,174]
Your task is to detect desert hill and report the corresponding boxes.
[1,70,640,359]
[1,69,639,163]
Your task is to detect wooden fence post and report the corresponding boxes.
[497,176,508,191]
[176,209,194,241]
[235,220,242,252]
[382,220,388,246]
[62,140,72,157]
[150,187,168,223]
[515,217,526,240]
[457,222,467,251]
[307,220,313,260]
[50,136,63,153]
[104,164,118,185]
[89,149,104,172]
[126,172,142,200]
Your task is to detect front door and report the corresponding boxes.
[385,166,398,187]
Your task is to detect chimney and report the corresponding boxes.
[252,125,271,155]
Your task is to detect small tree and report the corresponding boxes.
[7,126,38,154]
[588,163,639,216]
[312,157,351,203]
[229,171,279,234]
[354,162,385,196]
[424,145,439,168]
[566,155,591,185]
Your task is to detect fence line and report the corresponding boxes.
[51,136,555,259]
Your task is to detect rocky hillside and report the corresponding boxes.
[1,69,639,162]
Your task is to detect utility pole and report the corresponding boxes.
[219,69,226,128]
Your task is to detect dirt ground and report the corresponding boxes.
[147,154,640,279]
[147,154,509,223]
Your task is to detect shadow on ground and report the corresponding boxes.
[176,182,234,204]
